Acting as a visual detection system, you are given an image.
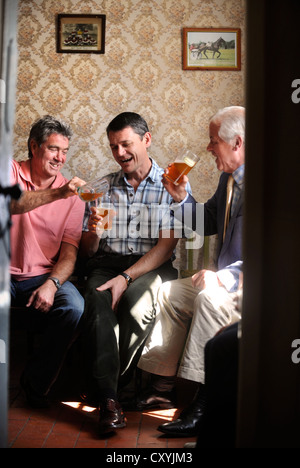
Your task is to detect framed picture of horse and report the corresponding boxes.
[183,28,241,71]
[57,14,106,53]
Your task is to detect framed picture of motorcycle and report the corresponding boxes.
[57,14,106,54]
[182,28,241,71]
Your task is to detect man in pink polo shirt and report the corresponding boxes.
[10,115,85,407]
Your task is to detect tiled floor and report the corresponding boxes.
[7,331,198,449]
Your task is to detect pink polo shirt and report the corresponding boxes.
[10,159,85,280]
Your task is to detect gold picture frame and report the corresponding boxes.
[57,14,106,54]
[183,27,241,71]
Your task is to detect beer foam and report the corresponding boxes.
[183,156,195,167]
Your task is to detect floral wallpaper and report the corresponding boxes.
[14,0,245,199]
[13,0,246,269]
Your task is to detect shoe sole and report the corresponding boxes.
[136,402,176,411]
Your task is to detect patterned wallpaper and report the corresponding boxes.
[13,0,246,203]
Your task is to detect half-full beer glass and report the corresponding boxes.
[77,177,109,204]
[164,150,200,185]
[95,205,115,232]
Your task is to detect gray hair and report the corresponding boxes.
[28,115,73,158]
[210,106,245,144]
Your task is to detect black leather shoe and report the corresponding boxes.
[20,373,50,408]
[98,398,126,435]
[158,412,203,437]
[135,387,176,411]
[158,386,205,437]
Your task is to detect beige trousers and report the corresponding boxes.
[138,276,241,384]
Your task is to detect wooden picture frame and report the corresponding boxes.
[183,27,241,71]
[57,14,106,54]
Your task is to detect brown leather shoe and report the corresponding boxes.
[98,398,126,435]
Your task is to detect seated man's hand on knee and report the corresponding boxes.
[192,270,220,291]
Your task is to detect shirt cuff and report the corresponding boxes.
[170,193,190,209]
[216,269,239,292]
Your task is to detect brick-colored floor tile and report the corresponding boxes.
[43,433,78,448]
[167,437,196,448]
[77,422,98,440]
[51,420,83,435]
[11,436,46,448]
[8,420,28,447]
[8,333,199,449]
[75,438,106,448]
[8,406,32,419]
[137,441,168,448]
[107,437,137,449]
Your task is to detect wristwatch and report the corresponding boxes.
[119,272,133,287]
[48,276,61,290]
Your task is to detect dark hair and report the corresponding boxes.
[27,115,73,158]
[106,112,149,140]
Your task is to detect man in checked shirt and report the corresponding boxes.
[79,112,188,435]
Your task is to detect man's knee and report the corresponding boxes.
[65,292,84,326]
[194,286,229,310]
[193,287,233,327]
[120,292,156,326]
[159,278,183,305]
[57,282,84,317]
[194,288,212,310]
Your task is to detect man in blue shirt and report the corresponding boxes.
[80,112,181,435]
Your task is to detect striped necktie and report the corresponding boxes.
[223,174,234,241]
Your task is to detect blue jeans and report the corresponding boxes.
[11,274,84,395]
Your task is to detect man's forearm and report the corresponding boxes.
[79,231,100,258]
[11,187,66,214]
[124,234,178,281]
[47,243,79,285]
[10,176,84,214]
[172,194,205,235]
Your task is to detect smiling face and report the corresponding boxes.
[206,121,244,173]
[108,126,152,179]
[30,133,70,184]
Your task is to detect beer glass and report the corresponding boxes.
[77,177,109,205]
[164,150,200,185]
[95,205,115,232]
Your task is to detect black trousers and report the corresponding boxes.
[81,254,177,401]
[197,322,239,448]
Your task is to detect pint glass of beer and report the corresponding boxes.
[96,205,116,232]
[164,150,200,185]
